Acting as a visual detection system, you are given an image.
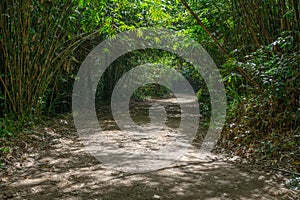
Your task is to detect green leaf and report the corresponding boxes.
[78,0,85,9]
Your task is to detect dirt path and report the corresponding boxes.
[1,98,299,199]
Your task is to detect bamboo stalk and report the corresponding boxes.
[180,0,227,54]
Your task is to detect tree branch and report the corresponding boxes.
[180,0,227,54]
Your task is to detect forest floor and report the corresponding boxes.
[1,97,299,199]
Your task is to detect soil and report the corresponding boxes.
[0,97,299,199]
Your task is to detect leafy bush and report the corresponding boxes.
[220,33,300,165]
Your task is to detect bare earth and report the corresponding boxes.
[1,98,299,199]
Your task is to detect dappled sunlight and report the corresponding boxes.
[1,111,298,199]
[1,99,298,199]
[1,0,299,198]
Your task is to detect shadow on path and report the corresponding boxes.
[0,98,299,199]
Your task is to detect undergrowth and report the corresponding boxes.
[219,32,300,173]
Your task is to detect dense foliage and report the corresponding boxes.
[218,0,300,170]
[0,0,299,173]
[0,0,86,137]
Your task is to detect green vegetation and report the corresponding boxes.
[1,0,299,176]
